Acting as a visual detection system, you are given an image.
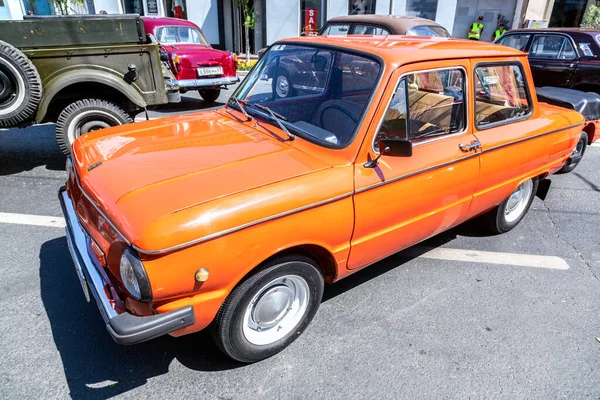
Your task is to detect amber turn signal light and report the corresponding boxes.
[195,268,209,282]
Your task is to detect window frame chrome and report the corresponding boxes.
[371,65,470,154]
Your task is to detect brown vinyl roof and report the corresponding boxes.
[324,14,444,33]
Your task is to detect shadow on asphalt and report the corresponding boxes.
[39,237,240,400]
[40,219,488,398]
[322,219,488,302]
[147,96,225,114]
[0,124,65,175]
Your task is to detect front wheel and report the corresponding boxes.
[55,99,133,155]
[484,178,539,234]
[211,255,324,363]
[199,89,220,103]
[558,131,588,174]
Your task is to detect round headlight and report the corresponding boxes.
[119,248,152,301]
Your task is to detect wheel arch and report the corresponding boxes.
[583,122,595,144]
[36,68,146,122]
[241,244,338,287]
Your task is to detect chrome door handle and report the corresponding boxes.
[458,140,482,152]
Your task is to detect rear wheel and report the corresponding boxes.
[484,178,539,234]
[558,131,588,174]
[55,99,133,155]
[211,255,324,363]
[199,89,220,103]
[0,40,42,127]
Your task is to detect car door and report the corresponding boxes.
[469,59,551,216]
[348,60,480,270]
[527,34,578,87]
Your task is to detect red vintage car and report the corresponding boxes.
[142,17,239,102]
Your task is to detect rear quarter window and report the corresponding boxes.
[497,34,530,51]
[474,64,532,129]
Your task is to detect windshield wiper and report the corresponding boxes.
[253,103,295,141]
[228,96,252,121]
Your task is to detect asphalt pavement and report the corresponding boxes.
[1,91,599,399]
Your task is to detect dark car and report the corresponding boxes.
[319,14,450,37]
[494,28,600,94]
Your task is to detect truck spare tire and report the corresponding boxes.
[0,40,42,127]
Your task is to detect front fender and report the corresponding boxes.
[36,66,147,122]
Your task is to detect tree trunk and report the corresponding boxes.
[245,25,250,62]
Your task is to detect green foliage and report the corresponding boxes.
[52,0,85,15]
[234,0,256,30]
[581,4,600,28]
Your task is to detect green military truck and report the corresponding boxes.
[0,14,177,154]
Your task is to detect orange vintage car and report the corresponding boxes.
[59,36,584,363]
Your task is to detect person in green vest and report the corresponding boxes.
[468,16,484,40]
[492,22,507,41]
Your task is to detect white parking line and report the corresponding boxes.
[0,212,570,270]
[0,212,66,228]
[405,247,569,270]
[591,142,600,148]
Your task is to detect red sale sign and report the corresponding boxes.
[305,7,318,31]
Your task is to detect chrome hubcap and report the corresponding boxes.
[276,75,290,97]
[243,275,309,345]
[504,179,534,223]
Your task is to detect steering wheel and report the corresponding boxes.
[319,104,359,129]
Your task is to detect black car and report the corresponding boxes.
[494,28,600,94]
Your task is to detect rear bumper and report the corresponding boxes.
[166,76,240,90]
[58,187,195,345]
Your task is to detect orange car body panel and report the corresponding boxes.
[66,36,584,337]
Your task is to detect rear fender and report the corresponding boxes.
[36,66,146,122]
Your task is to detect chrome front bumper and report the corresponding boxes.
[58,187,195,345]
[166,75,240,90]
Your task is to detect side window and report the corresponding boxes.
[323,24,350,35]
[406,26,447,37]
[474,64,531,128]
[353,25,390,35]
[560,40,576,59]
[497,34,530,51]
[375,68,466,147]
[530,35,574,59]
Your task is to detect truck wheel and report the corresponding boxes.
[484,178,539,234]
[0,40,42,127]
[558,131,588,174]
[55,99,133,155]
[199,89,220,103]
[211,255,324,363]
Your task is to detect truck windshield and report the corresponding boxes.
[231,44,381,148]
[155,26,209,46]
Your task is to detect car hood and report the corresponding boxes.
[163,44,230,68]
[72,110,333,249]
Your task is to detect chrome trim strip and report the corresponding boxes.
[479,122,584,153]
[357,122,583,194]
[166,76,240,89]
[133,192,354,255]
[371,65,470,154]
[356,153,480,194]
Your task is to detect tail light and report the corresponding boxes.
[231,52,238,71]
[171,53,181,73]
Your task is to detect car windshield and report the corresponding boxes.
[155,26,209,46]
[405,25,450,37]
[231,44,382,148]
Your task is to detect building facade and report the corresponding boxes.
[2,0,599,54]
